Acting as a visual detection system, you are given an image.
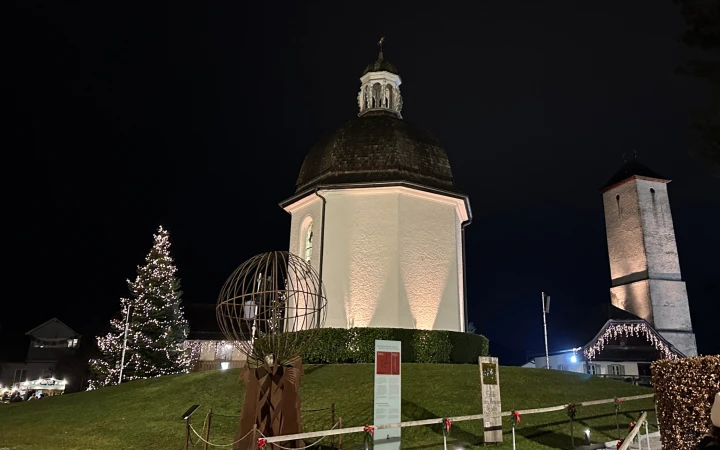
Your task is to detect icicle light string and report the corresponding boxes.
[584,323,677,361]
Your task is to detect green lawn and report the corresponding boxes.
[0,365,656,449]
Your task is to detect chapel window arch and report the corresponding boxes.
[302,217,313,264]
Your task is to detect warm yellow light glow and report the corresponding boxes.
[400,197,454,330]
[344,194,396,327]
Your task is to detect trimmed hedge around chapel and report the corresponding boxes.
[297,327,489,364]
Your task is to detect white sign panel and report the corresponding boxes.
[374,340,401,450]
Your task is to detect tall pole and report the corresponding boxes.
[541,292,550,369]
[118,304,132,385]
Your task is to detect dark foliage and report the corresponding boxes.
[280,327,489,364]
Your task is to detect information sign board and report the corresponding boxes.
[374,340,401,450]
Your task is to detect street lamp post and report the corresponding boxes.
[541,292,550,369]
[118,304,132,384]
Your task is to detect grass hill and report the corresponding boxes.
[0,365,656,449]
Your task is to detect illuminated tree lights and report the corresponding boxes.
[89,226,190,388]
[583,322,678,361]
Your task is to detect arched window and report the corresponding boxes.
[305,221,313,263]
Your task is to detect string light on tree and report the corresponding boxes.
[89,226,190,388]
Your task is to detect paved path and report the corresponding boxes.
[602,431,661,449]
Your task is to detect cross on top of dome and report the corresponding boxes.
[358,38,403,118]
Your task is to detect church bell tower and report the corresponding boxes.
[600,159,697,357]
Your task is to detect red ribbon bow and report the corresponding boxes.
[628,422,635,430]
[443,418,452,434]
[511,411,522,424]
[364,426,374,436]
[257,438,267,448]
[616,440,624,449]
[567,403,577,419]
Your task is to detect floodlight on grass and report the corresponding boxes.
[181,404,200,420]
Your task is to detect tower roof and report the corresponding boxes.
[295,111,459,193]
[362,57,399,76]
[290,42,462,196]
[362,37,399,75]
[600,159,669,192]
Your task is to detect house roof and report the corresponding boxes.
[583,318,685,359]
[25,318,79,337]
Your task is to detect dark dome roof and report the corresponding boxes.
[295,111,460,194]
[362,58,398,75]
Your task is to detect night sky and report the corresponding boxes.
[8,1,719,364]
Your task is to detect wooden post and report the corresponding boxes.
[331,403,336,449]
[184,419,191,450]
[570,417,574,449]
[478,357,502,444]
[338,417,343,450]
[203,409,212,450]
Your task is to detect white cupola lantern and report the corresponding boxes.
[357,37,403,118]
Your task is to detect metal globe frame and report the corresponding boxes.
[216,251,327,366]
[215,251,327,450]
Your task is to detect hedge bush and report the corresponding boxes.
[652,355,720,450]
[297,327,488,364]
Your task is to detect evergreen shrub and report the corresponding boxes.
[297,327,489,364]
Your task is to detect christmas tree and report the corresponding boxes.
[89,226,190,388]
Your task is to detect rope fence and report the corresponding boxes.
[262,393,655,444]
[183,393,655,448]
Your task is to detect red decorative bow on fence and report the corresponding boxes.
[257,438,267,448]
[443,418,452,434]
[628,422,636,430]
[567,404,577,420]
[615,397,622,412]
[511,410,522,426]
[616,439,624,449]
[363,425,374,446]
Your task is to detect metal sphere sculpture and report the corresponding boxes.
[217,251,327,449]
[216,251,327,365]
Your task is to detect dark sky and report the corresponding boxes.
[8,1,719,364]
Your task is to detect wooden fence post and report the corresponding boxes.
[331,403,336,449]
[338,417,343,450]
[203,409,212,450]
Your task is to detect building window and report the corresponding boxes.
[216,343,233,361]
[558,364,568,371]
[13,369,27,383]
[67,338,78,348]
[608,364,625,376]
[587,364,601,375]
[304,221,313,263]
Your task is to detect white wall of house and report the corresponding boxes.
[525,354,641,377]
[188,340,246,362]
[0,362,59,388]
[532,352,585,372]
